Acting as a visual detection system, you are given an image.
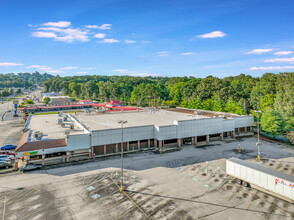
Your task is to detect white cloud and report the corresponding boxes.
[0,62,23,67]
[98,38,120,43]
[38,67,53,71]
[197,31,226,39]
[46,70,65,74]
[85,25,99,29]
[54,28,89,42]
[125,40,136,44]
[60,66,78,70]
[246,49,273,54]
[182,52,193,56]
[98,24,112,30]
[86,24,112,30]
[130,73,157,77]
[264,57,294,64]
[32,31,57,38]
[250,66,294,70]
[86,67,97,70]
[32,22,90,43]
[42,21,71,28]
[113,69,128,74]
[26,65,48,69]
[157,51,168,56]
[76,71,88,74]
[274,51,293,55]
[94,33,106,38]
[37,27,63,32]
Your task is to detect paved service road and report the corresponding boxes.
[0,101,12,117]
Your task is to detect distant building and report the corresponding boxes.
[79,100,93,104]
[106,100,123,107]
[44,96,72,104]
[41,92,59,97]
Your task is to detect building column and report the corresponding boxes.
[91,146,94,158]
[88,148,92,158]
[148,139,151,148]
[127,142,130,151]
[206,135,210,144]
[14,158,18,169]
[159,140,163,151]
[194,136,197,146]
[42,154,45,165]
[138,140,141,150]
[220,133,224,141]
[232,131,236,139]
[177,138,182,149]
[237,128,240,135]
[66,151,70,162]
[104,145,107,155]
[245,127,247,133]
[154,140,158,148]
[116,143,118,153]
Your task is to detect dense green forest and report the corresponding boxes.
[42,72,294,136]
[0,72,54,88]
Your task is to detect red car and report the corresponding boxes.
[0,151,15,157]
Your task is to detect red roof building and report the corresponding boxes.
[106,100,123,107]
[79,100,93,104]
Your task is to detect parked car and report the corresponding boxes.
[0,160,11,168]
[0,144,17,150]
[19,164,42,172]
[0,151,15,159]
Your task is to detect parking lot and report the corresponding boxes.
[0,136,293,219]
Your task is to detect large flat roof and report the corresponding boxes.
[29,114,85,140]
[74,110,210,131]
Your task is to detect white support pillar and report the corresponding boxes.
[245,127,247,133]
[127,142,130,151]
[177,138,182,149]
[220,133,224,141]
[138,140,141,150]
[159,140,163,151]
[148,139,151,148]
[116,143,118,153]
[104,145,107,155]
[42,154,45,165]
[206,135,209,144]
[154,140,158,148]
[194,136,197,146]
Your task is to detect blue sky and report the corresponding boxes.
[0,0,294,77]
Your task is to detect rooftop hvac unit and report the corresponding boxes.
[58,118,63,125]
[34,131,43,140]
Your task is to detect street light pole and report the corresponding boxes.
[118,120,127,191]
[254,110,262,160]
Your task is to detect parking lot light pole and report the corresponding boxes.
[118,120,127,191]
[254,110,262,160]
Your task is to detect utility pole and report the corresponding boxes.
[118,120,127,191]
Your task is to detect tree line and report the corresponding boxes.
[41,72,294,136]
[0,72,53,88]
